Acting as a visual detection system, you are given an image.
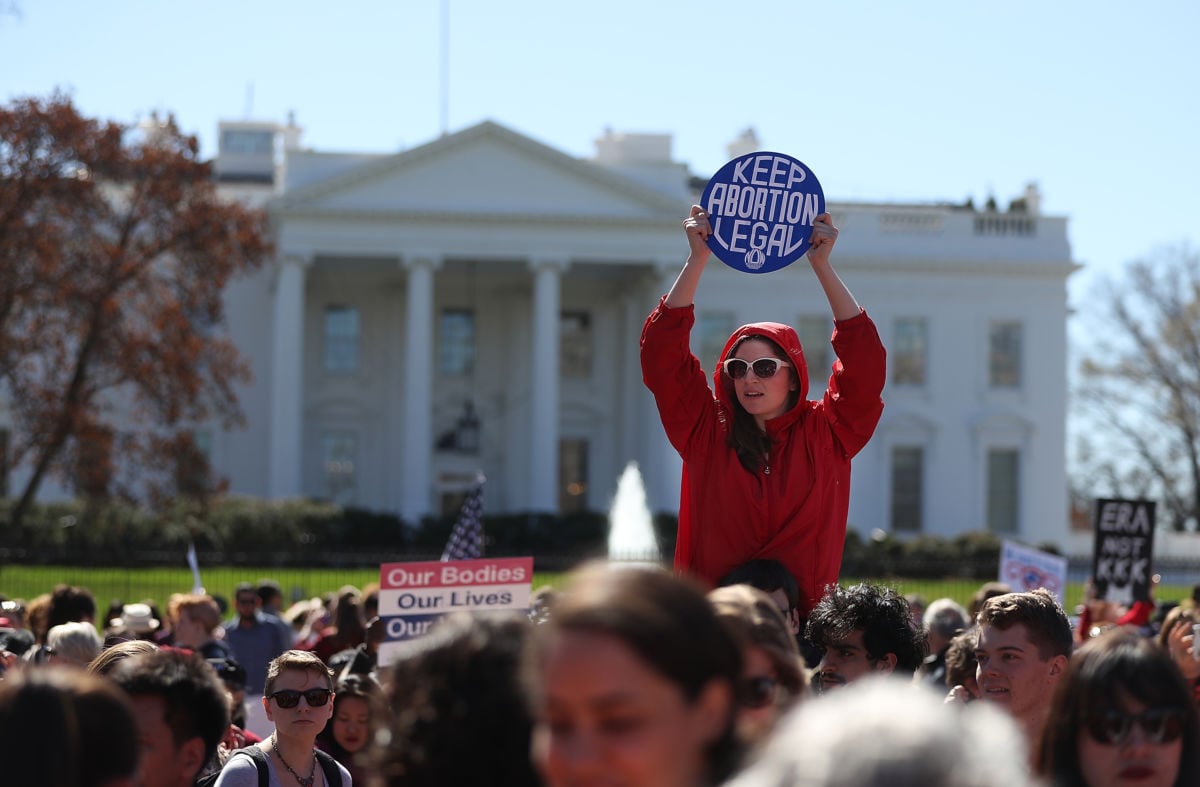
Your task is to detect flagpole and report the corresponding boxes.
[439,0,449,136]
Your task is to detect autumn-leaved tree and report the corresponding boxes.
[1073,245,1200,531]
[0,92,272,525]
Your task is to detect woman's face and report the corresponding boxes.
[1076,695,1183,787]
[728,339,796,429]
[735,645,782,745]
[332,696,371,753]
[263,668,335,742]
[533,630,729,787]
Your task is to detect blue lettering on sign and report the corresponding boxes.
[382,613,444,642]
[700,152,825,275]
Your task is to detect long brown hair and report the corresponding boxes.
[1036,628,1200,787]
[722,335,800,473]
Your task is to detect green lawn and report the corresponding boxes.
[0,563,572,616]
[2,563,1188,623]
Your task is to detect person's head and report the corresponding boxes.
[232,582,260,622]
[109,649,230,787]
[46,620,103,668]
[0,667,140,787]
[87,638,159,676]
[715,324,808,472]
[718,559,801,636]
[47,584,97,632]
[922,597,969,653]
[969,580,1013,621]
[708,584,804,747]
[905,593,927,629]
[724,677,1032,787]
[375,612,535,786]
[167,594,221,647]
[262,650,336,739]
[319,673,381,757]
[975,589,1072,735]
[1037,629,1199,787]
[944,628,980,699]
[1156,605,1198,652]
[331,585,365,635]
[361,582,380,621]
[256,579,284,611]
[806,583,928,692]
[206,656,248,726]
[525,562,742,787]
[0,597,27,629]
[105,602,161,642]
[25,592,52,643]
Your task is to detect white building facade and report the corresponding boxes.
[208,120,1078,548]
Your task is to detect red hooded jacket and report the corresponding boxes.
[640,296,886,615]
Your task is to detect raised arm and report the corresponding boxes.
[664,205,712,309]
[807,213,862,321]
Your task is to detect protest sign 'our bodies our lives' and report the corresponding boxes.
[376,556,533,667]
[700,151,825,274]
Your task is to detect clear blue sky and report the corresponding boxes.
[3,0,1197,319]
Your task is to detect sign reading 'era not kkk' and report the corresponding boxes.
[700,151,825,275]
[1091,498,1156,604]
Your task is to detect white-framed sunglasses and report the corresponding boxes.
[722,357,791,380]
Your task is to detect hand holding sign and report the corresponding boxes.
[683,205,712,262]
[807,212,839,268]
[699,151,826,274]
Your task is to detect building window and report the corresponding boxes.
[795,315,831,393]
[892,317,927,386]
[561,311,593,378]
[989,321,1022,388]
[891,446,924,532]
[439,308,475,376]
[987,448,1020,534]
[220,129,274,155]
[321,431,358,505]
[696,312,735,371]
[559,438,589,514]
[323,306,360,373]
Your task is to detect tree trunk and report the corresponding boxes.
[9,305,104,527]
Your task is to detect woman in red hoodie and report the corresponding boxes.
[641,206,885,616]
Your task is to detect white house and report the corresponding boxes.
[198,118,1078,550]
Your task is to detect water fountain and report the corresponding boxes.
[607,461,662,563]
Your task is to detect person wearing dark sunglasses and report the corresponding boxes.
[708,584,805,748]
[640,205,885,618]
[1036,629,1200,787]
[214,649,350,786]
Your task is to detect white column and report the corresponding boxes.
[268,254,309,499]
[400,253,440,525]
[529,257,568,513]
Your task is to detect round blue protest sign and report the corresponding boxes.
[699,151,825,275]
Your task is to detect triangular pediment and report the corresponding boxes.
[275,120,683,220]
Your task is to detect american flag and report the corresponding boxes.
[441,479,485,561]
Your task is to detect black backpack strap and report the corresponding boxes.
[240,746,271,787]
[315,749,344,787]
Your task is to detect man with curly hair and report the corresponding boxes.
[805,582,927,693]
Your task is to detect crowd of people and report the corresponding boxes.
[3,211,1197,786]
[2,565,1199,786]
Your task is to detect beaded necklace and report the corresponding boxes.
[271,733,317,787]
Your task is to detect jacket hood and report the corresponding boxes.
[713,321,810,422]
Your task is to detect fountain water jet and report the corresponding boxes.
[607,461,662,563]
